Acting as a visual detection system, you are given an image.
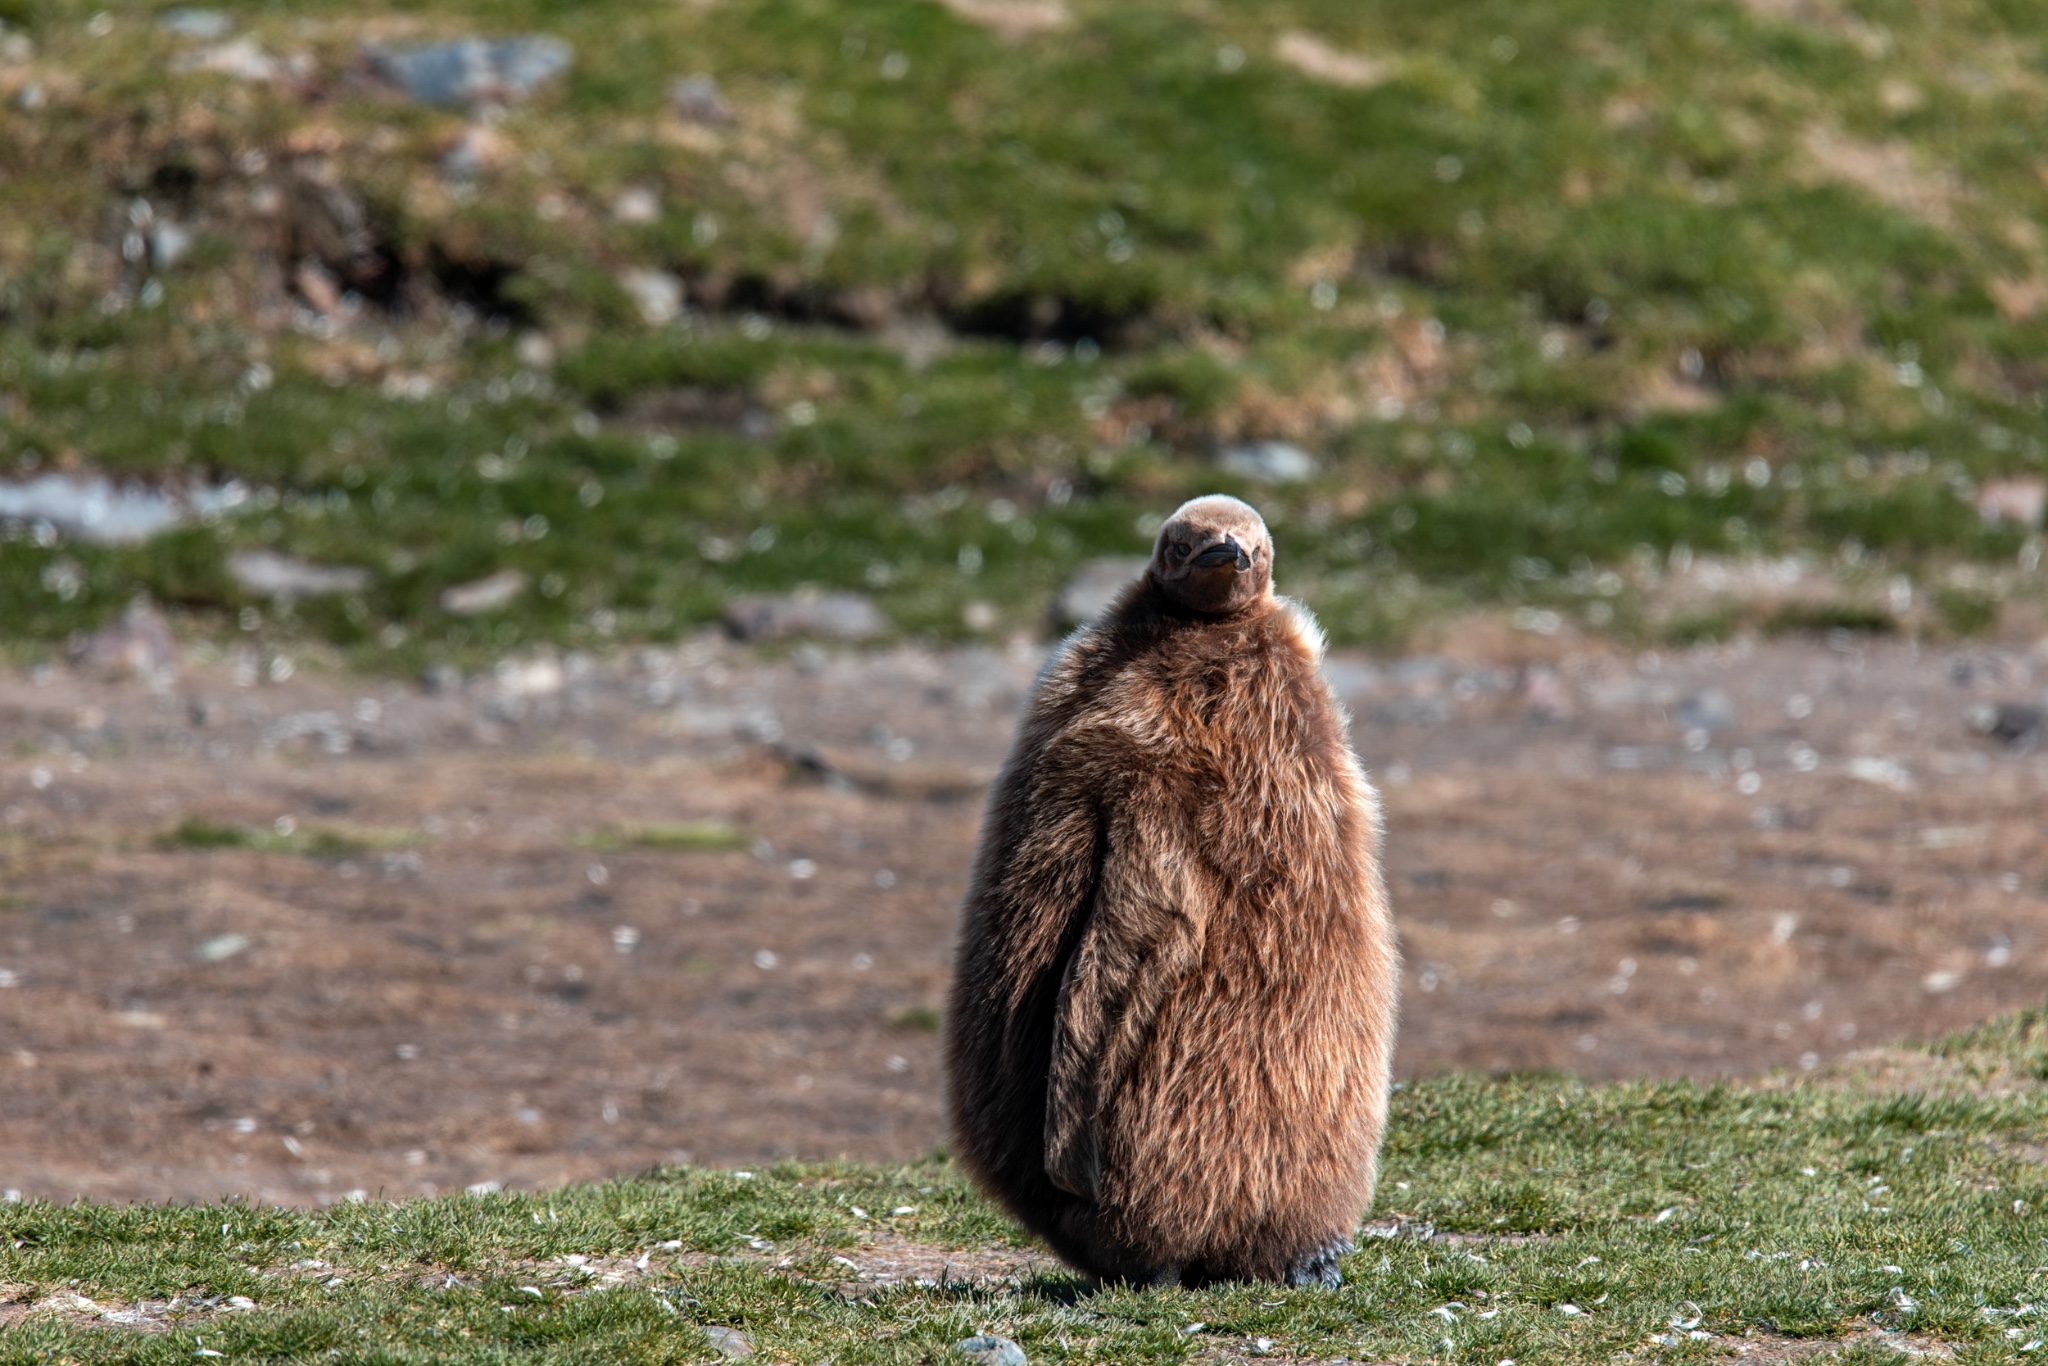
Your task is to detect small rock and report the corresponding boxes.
[440,569,529,616]
[150,221,194,270]
[420,663,465,694]
[0,472,237,544]
[1976,476,2047,528]
[620,269,684,327]
[1051,557,1147,627]
[670,73,734,125]
[1219,440,1317,484]
[172,36,281,83]
[515,333,557,369]
[440,124,509,183]
[1274,29,1391,88]
[195,933,252,963]
[1674,688,1740,733]
[76,598,178,681]
[956,1335,1028,1366]
[495,655,565,699]
[723,591,887,642]
[159,8,234,38]
[1519,663,1572,722]
[1967,701,2045,750]
[366,35,573,107]
[294,263,345,316]
[229,550,371,600]
[1847,755,1913,792]
[611,185,662,224]
[702,1326,752,1359]
[940,0,1072,40]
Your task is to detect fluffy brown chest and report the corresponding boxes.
[1105,633,1348,908]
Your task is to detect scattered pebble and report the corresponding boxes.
[955,1335,1028,1366]
[365,35,573,107]
[1218,439,1318,484]
[229,550,372,600]
[723,591,887,642]
[173,36,286,84]
[1976,476,2046,528]
[75,599,179,682]
[703,1326,753,1358]
[441,570,529,616]
[159,8,234,38]
[670,73,735,125]
[1847,756,1913,792]
[194,933,251,963]
[1675,688,1740,734]
[0,472,248,544]
[611,186,662,223]
[620,269,684,326]
[1967,702,2044,750]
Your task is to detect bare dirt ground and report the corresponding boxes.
[2,620,2046,1206]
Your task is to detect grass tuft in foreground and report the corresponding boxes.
[7,1009,2048,1362]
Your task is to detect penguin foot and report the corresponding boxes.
[1283,1237,1354,1290]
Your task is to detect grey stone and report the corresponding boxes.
[172,36,281,83]
[150,221,194,270]
[1051,557,1146,627]
[195,933,251,963]
[956,1335,1028,1366]
[1967,701,2045,750]
[0,473,248,545]
[420,663,466,694]
[366,36,573,107]
[76,598,179,681]
[671,73,734,125]
[440,569,529,616]
[1675,688,1740,733]
[1976,476,2047,528]
[702,1327,752,1359]
[160,9,234,39]
[620,269,684,327]
[1219,439,1317,484]
[229,550,371,599]
[723,591,887,642]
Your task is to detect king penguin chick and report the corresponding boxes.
[944,493,1399,1289]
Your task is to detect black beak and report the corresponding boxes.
[1193,537,1252,571]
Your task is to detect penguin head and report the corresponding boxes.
[1148,494,1274,615]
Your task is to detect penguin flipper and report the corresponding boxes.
[1043,815,1209,1203]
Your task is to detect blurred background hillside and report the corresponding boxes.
[2,0,2046,663]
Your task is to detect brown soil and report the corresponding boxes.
[2,626,2045,1205]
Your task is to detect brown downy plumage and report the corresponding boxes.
[944,494,1399,1288]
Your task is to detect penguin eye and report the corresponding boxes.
[1169,543,1190,559]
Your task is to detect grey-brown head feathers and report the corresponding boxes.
[1147,494,1273,616]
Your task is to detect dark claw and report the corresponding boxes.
[1284,1236,1354,1289]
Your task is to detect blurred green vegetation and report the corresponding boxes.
[1,0,2044,665]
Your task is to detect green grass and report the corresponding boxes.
[572,822,751,853]
[153,818,427,858]
[2,0,2047,664]
[10,1010,2048,1362]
